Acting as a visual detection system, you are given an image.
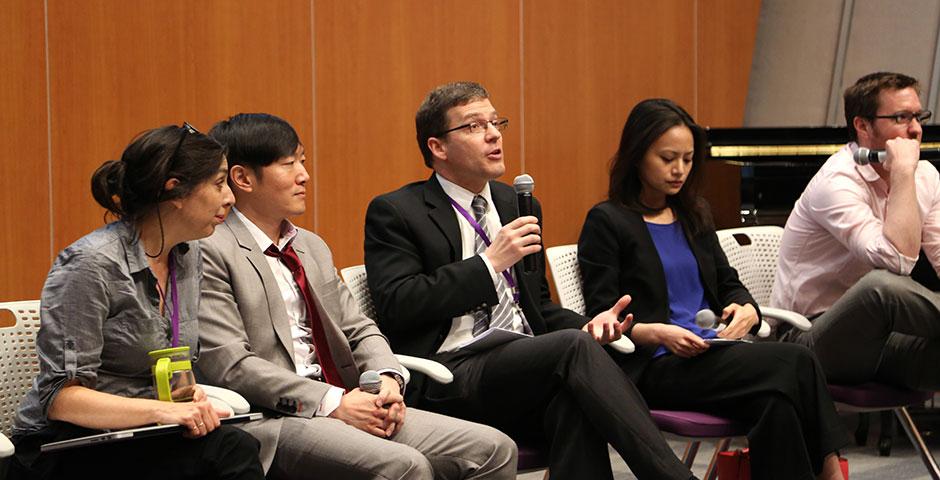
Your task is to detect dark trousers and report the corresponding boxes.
[426,329,692,480]
[783,269,940,390]
[10,424,264,480]
[632,342,849,480]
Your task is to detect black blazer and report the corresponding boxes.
[577,201,760,379]
[364,175,585,400]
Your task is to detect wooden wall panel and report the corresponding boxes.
[314,0,521,269]
[697,0,762,228]
[524,0,697,249]
[46,0,315,253]
[0,2,50,303]
[3,0,762,300]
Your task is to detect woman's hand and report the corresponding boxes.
[656,324,709,358]
[717,303,759,339]
[153,386,227,438]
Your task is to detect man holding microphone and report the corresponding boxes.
[773,71,940,391]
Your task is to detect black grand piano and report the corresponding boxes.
[706,125,940,226]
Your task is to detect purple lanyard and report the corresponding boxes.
[447,196,520,303]
[168,255,180,348]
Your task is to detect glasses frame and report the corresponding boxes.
[871,110,932,125]
[436,117,509,137]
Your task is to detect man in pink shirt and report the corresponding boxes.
[772,72,940,390]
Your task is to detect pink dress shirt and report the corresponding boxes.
[771,143,940,317]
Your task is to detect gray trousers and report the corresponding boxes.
[246,407,517,480]
[783,269,940,390]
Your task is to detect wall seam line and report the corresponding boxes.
[826,0,854,125]
[44,0,54,261]
[693,0,699,120]
[310,0,319,233]
[519,0,525,174]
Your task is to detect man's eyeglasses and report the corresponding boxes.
[871,110,932,125]
[170,122,200,162]
[437,118,509,136]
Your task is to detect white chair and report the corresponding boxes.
[715,226,811,332]
[542,246,636,353]
[339,266,453,385]
[0,299,251,471]
[0,300,41,465]
[717,226,940,477]
[545,245,742,479]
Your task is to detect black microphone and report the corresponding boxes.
[853,146,940,165]
[513,174,538,274]
[358,370,382,394]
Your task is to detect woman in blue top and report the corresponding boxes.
[10,124,263,479]
[578,99,848,479]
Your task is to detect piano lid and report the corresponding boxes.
[707,125,940,166]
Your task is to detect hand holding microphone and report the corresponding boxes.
[359,370,382,394]
[696,304,759,339]
[513,174,539,273]
[483,174,541,273]
[853,138,925,170]
[359,370,405,437]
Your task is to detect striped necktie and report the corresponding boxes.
[470,195,523,335]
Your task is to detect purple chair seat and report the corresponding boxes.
[517,441,549,471]
[651,409,745,438]
[828,382,933,409]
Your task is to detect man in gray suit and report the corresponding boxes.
[195,113,517,480]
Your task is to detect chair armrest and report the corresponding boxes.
[761,307,812,331]
[0,432,13,458]
[0,431,13,459]
[395,354,454,385]
[609,336,635,354]
[757,320,771,338]
[199,384,251,414]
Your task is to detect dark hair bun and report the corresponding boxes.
[90,160,127,218]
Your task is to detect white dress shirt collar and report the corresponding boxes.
[436,173,495,216]
[233,207,298,253]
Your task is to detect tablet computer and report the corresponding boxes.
[41,412,263,453]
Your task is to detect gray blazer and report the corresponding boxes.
[196,213,401,469]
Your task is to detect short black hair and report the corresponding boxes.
[209,113,300,172]
[415,82,489,168]
[844,72,920,141]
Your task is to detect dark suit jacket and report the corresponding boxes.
[364,175,585,402]
[577,200,760,380]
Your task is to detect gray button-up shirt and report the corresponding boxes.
[13,221,202,436]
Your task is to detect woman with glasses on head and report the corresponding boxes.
[577,99,849,479]
[8,125,264,480]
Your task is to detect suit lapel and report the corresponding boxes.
[424,175,462,262]
[224,215,297,360]
[490,180,519,226]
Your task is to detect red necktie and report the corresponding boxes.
[264,243,344,388]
